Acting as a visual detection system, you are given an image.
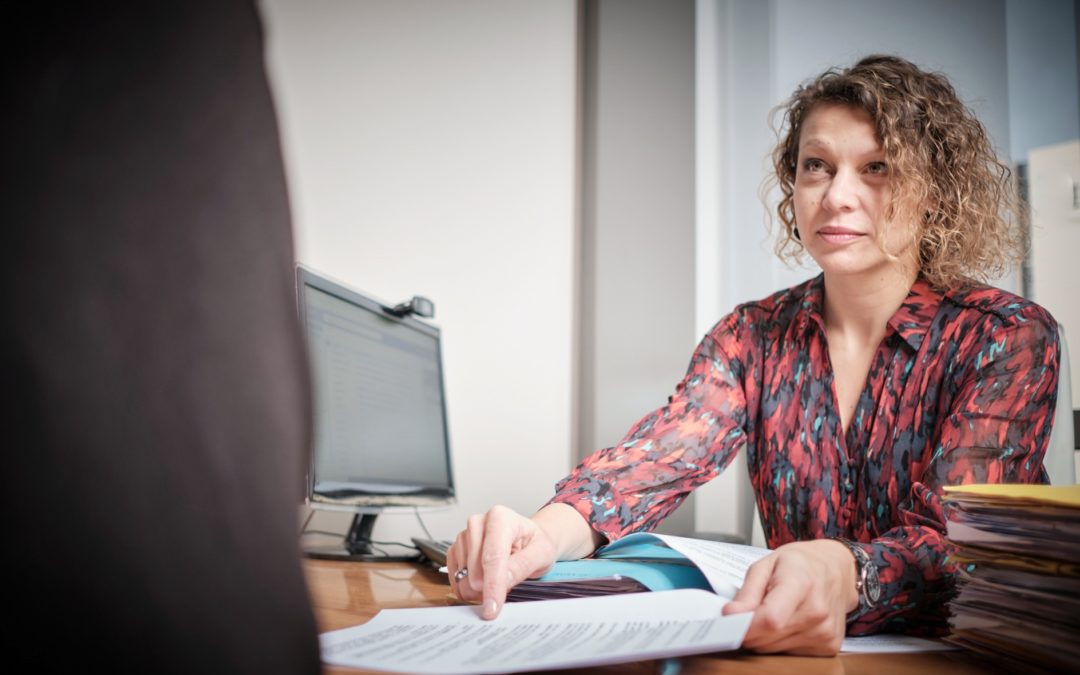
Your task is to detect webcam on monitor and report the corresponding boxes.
[387,295,434,319]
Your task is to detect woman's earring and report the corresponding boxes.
[793,226,801,241]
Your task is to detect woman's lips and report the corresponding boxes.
[816,227,864,244]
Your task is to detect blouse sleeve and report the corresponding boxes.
[849,310,1060,635]
[548,313,751,544]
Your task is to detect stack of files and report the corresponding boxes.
[507,535,728,601]
[942,483,1080,673]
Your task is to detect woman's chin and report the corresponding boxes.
[808,250,881,278]
[811,253,910,282]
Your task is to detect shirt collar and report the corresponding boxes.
[796,275,826,335]
[886,276,941,352]
[796,274,940,353]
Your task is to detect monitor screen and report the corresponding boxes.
[296,266,454,513]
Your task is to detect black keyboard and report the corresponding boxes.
[411,537,452,566]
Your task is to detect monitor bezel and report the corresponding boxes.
[294,264,457,512]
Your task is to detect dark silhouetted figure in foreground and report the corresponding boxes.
[1,2,320,672]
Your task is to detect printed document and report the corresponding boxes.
[320,589,750,674]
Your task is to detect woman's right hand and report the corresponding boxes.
[446,503,601,620]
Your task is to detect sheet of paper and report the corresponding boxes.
[943,483,1080,508]
[320,588,752,675]
[840,634,958,653]
[645,534,771,599]
[945,520,1024,546]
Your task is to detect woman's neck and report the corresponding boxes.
[822,265,918,346]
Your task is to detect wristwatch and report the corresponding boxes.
[836,538,881,622]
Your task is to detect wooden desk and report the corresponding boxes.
[304,559,995,675]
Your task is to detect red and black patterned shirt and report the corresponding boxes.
[551,275,1059,635]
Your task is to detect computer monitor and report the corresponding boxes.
[295,265,455,561]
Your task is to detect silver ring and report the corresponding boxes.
[454,567,469,582]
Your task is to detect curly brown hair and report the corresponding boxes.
[768,54,1022,289]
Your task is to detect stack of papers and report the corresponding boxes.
[943,483,1080,672]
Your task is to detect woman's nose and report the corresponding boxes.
[821,169,858,212]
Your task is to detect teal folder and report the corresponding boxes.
[505,534,711,601]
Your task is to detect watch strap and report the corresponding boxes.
[835,537,880,623]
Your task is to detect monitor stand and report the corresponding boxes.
[303,512,421,562]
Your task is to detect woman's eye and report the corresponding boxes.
[802,158,826,173]
[866,161,889,175]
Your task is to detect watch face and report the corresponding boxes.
[865,568,882,605]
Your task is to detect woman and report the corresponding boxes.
[446,55,1060,656]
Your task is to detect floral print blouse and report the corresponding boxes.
[551,275,1059,635]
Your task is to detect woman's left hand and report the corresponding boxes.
[721,539,859,656]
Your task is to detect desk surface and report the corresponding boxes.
[303,559,995,675]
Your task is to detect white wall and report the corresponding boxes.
[579,0,698,536]
[260,0,579,544]
[1029,140,1080,405]
[693,0,766,539]
[1006,0,1080,163]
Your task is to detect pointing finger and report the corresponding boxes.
[479,508,516,619]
